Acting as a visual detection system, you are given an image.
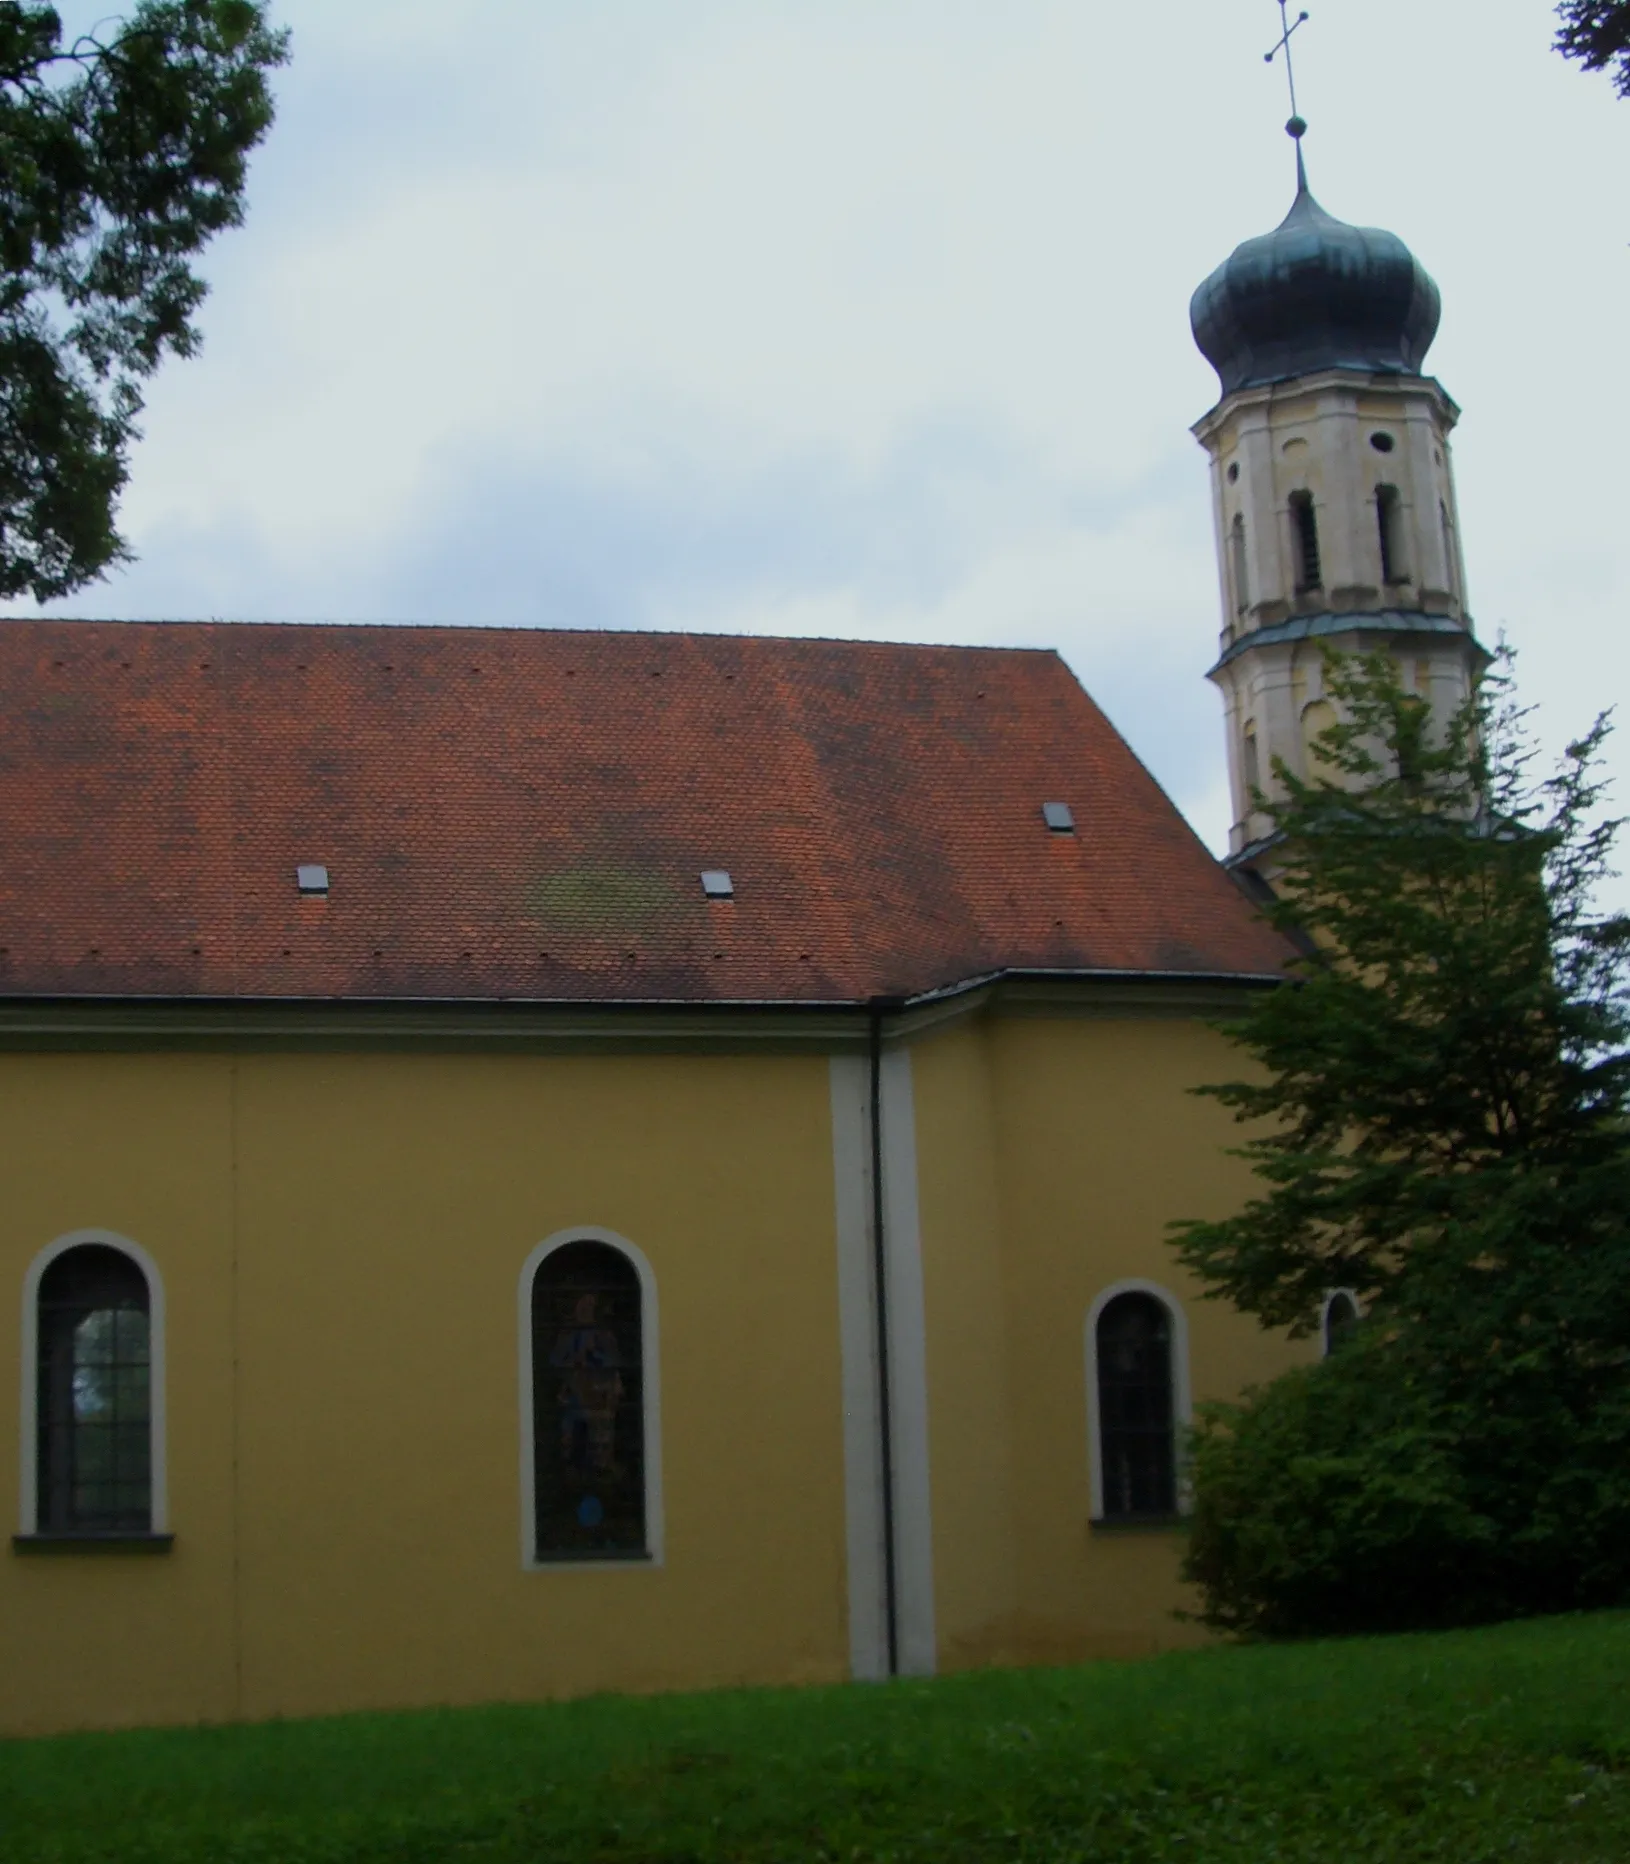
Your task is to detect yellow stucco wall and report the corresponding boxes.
[0,1049,850,1736]
[911,1010,1310,1672]
[1,1002,1305,1735]
[905,1016,1019,1670]
[0,1056,239,1732]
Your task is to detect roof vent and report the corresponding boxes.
[1041,802,1075,833]
[700,869,734,899]
[296,863,330,895]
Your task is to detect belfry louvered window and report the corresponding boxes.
[1096,1292,1177,1519]
[531,1241,647,1560]
[36,1245,152,1533]
[1230,513,1249,614]
[1289,490,1321,592]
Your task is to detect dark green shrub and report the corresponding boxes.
[1182,1327,1630,1638]
[1184,1336,1492,1637]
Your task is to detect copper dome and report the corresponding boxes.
[1190,181,1441,399]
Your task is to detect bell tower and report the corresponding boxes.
[1188,36,1486,872]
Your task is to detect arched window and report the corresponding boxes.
[1289,491,1322,592]
[527,1238,650,1562]
[1376,484,1406,583]
[1230,513,1249,614]
[1093,1290,1180,1520]
[1323,1291,1360,1357]
[35,1244,153,1534]
[1241,724,1261,799]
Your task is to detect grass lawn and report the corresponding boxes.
[4,1612,1629,1862]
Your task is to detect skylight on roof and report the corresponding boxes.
[700,870,734,898]
[1041,802,1075,833]
[296,863,330,895]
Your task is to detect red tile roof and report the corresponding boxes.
[0,620,1286,1005]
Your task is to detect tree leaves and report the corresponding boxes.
[0,1,288,598]
[1174,649,1630,1634]
[1556,1,1630,98]
[1170,647,1630,1335]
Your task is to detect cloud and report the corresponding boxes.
[12,0,1629,881]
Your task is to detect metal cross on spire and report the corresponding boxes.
[1263,1,1311,186]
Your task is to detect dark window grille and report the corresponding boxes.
[1096,1292,1176,1519]
[1324,1292,1360,1356]
[532,1241,645,1560]
[1376,485,1405,583]
[1289,491,1322,591]
[37,1245,151,1534]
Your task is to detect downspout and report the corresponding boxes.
[868,998,900,1678]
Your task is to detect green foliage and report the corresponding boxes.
[0,2,288,599]
[1173,649,1630,1335]
[1184,1337,1492,1640]
[1556,1,1630,97]
[1184,1327,1630,1639]
[5,1613,1630,1860]
[1172,649,1630,1635]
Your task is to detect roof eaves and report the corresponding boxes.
[0,964,1286,1019]
[898,964,1283,1010]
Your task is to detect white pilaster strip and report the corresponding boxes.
[828,1055,888,1681]
[879,1046,937,1677]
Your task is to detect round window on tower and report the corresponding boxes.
[1226,461,1240,483]
[1369,432,1396,453]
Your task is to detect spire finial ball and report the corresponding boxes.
[1286,115,1307,139]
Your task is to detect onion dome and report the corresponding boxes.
[1190,173,1441,398]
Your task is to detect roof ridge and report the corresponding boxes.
[0,615,1064,657]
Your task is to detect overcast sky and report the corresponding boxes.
[9,1,1627,870]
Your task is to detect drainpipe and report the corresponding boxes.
[868,997,900,1678]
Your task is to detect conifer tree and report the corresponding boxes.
[1173,650,1630,1634]
[1175,649,1630,1331]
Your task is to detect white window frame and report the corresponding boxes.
[1084,1278,1192,1521]
[18,1229,168,1537]
[517,1226,663,1571]
[1320,1287,1363,1358]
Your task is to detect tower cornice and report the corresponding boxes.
[1190,369,1461,446]
[1206,609,1491,682]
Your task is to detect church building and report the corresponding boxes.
[0,138,1484,1735]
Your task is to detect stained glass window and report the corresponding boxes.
[532,1241,645,1560]
[37,1245,152,1534]
[1096,1292,1176,1520]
